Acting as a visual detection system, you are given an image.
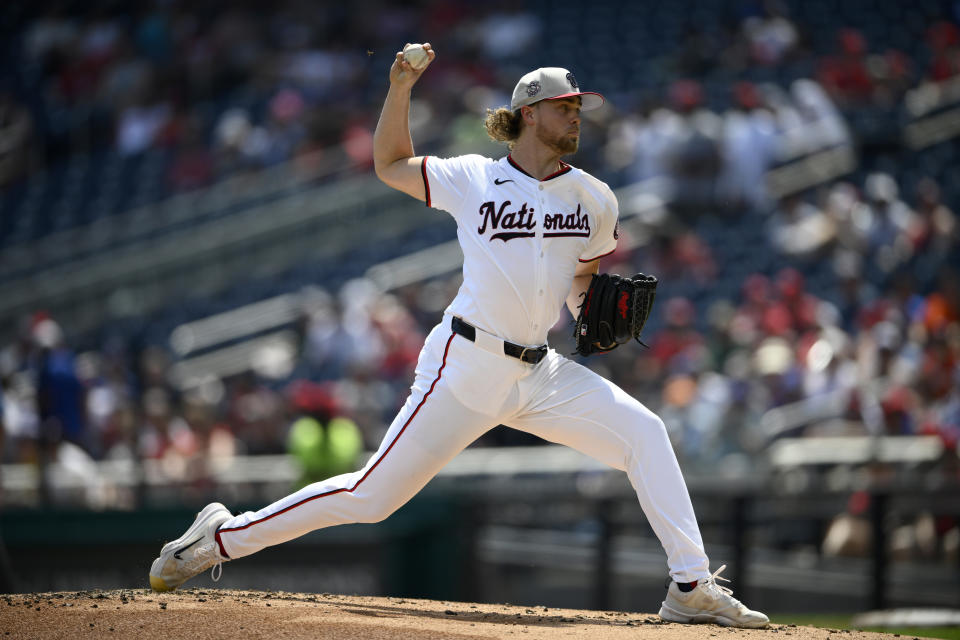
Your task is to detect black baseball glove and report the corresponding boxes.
[573,272,658,356]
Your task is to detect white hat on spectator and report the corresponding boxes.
[865,172,898,203]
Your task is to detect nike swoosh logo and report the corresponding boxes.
[494,178,514,185]
[173,537,204,559]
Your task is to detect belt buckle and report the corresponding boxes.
[519,346,544,364]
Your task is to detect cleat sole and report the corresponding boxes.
[150,575,173,592]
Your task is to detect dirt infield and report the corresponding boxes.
[0,589,906,640]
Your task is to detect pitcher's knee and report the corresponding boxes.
[627,413,671,453]
[353,497,401,524]
[651,414,670,439]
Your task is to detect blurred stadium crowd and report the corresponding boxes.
[0,0,959,512]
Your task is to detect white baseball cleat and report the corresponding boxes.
[658,564,769,628]
[149,502,232,592]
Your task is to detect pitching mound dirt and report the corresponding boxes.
[0,589,906,639]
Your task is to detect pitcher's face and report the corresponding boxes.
[532,97,582,155]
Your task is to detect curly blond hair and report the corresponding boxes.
[484,107,524,148]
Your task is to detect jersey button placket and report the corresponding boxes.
[533,183,547,336]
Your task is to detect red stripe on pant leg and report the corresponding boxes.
[218,331,457,535]
[214,528,230,558]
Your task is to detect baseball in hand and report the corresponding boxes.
[402,43,430,70]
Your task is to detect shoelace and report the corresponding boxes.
[184,543,225,582]
[700,564,741,604]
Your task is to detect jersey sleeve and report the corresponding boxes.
[421,154,488,215]
[579,185,619,262]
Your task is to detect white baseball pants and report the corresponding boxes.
[216,315,711,582]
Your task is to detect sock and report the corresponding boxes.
[677,581,698,592]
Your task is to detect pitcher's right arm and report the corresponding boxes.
[372,43,435,200]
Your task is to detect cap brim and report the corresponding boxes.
[545,91,605,111]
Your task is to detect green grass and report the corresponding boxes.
[771,614,960,640]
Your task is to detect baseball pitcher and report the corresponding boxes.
[149,43,768,628]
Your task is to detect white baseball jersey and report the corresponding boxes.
[422,154,619,346]
[215,153,710,586]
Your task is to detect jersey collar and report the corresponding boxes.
[507,154,573,182]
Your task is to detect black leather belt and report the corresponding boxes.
[451,317,548,365]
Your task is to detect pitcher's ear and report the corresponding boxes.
[521,104,537,125]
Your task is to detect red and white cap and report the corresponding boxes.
[510,67,605,112]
